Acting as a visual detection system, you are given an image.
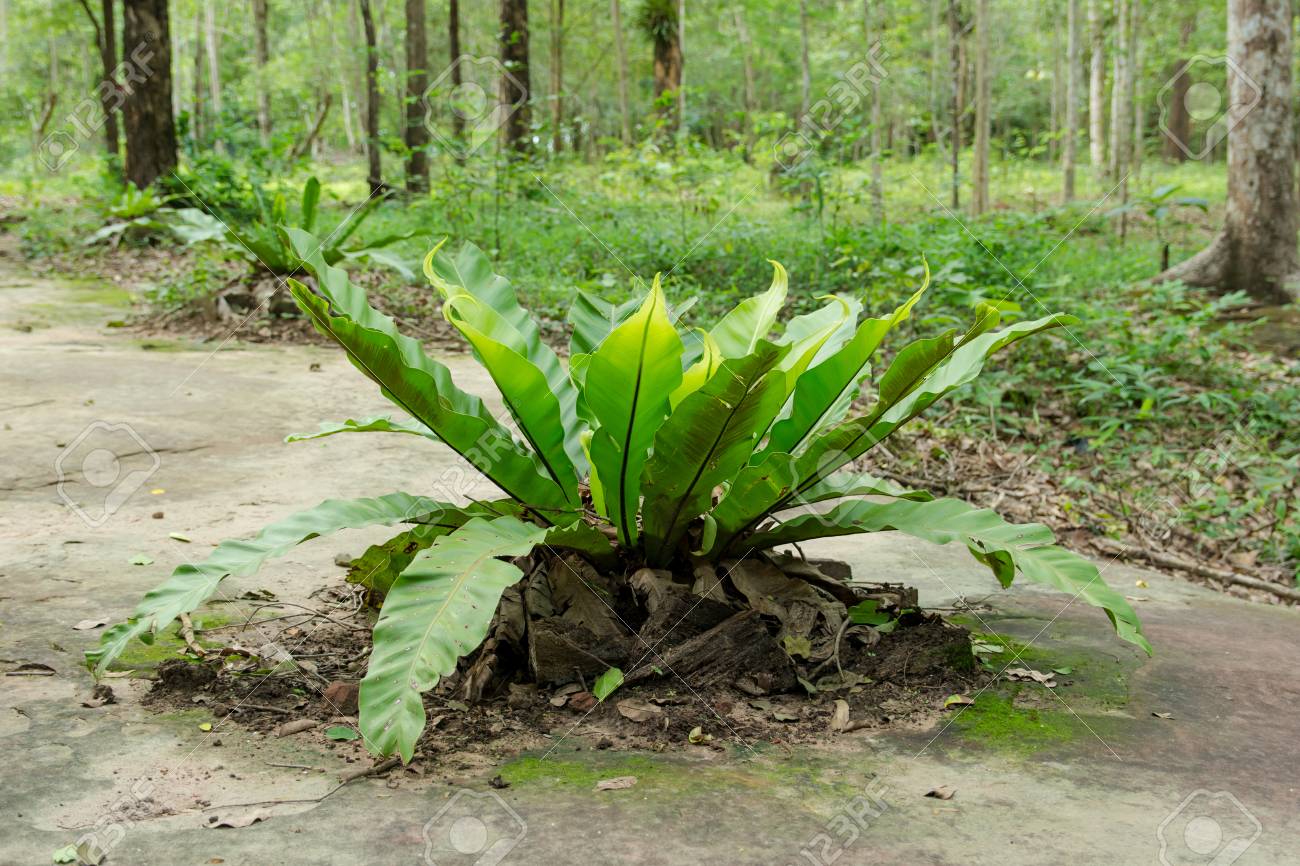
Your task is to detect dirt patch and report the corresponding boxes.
[144,572,987,768]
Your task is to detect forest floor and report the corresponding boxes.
[4,242,1300,864]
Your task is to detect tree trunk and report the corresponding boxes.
[971,0,989,214]
[1161,11,1195,162]
[448,0,464,145]
[405,0,429,191]
[499,0,531,153]
[1127,0,1141,177]
[797,0,812,124]
[1062,0,1081,201]
[76,0,120,159]
[865,0,883,219]
[650,10,682,132]
[121,0,176,188]
[203,0,222,152]
[1049,9,1061,163]
[676,0,685,134]
[1110,0,1131,186]
[1087,0,1105,171]
[1157,0,1298,303]
[253,0,270,145]
[359,0,383,192]
[190,6,203,141]
[549,0,564,152]
[612,0,630,143]
[947,0,962,210]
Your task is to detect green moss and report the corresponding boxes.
[71,283,133,307]
[951,691,1077,754]
[132,338,194,352]
[108,612,231,672]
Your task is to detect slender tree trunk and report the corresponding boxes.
[448,0,464,145]
[499,0,531,153]
[797,0,812,123]
[676,0,685,134]
[1158,0,1298,302]
[549,0,564,152]
[121,0,177,188]
[1160,13,1195,162]
[359,0,383,192]
[865,0,883,219]
[734,5,755,155]
[405,0,429,190]
[1049,9,1061,163]
[1110,0,1130,186]
[253,0,270,145]
[1087,0,1105,171]
[612,0,631,143]
[971,0,989,214]
[947,0,962,210]
[1062,0,1081,201]
[1126,0,1141,178]
[203,0,222,151]
[76,0,121,158]
[190,6,203,141]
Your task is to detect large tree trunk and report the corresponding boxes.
[253,0,270,145]
[359,0,383,192]
[1062,0,1081,201]
[650,12,682,132]
[865,0,883,219]
[1160,11,1195,162]
[1087,0,1105,171]
[499,0,531,153]
[797,0,812,124]
[612,0,631,143]
[405,0,429,191]
[549,0,563,152]
[970,0,989,214]
[121,0,176,188]
[1157,0,1298,303]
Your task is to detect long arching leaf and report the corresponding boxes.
[584,279,684,545]
[738,496,1150,654]
[284,232,569,510]
[359,516,548,761]
[86,493,454,676]
[285,416,441,444]
[710,261,788,359]
[640,343,788,565]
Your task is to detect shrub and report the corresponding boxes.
[89,233,1148,761]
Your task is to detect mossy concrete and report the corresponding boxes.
[2,259,1298,864]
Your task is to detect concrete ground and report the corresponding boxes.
[1,252,1297,866]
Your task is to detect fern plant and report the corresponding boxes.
[89,232,1149,761]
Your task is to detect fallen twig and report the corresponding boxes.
[1095,537,1300,603]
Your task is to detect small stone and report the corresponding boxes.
[322,681,360,715]
[152,511,164,519]
[568,691,597,712]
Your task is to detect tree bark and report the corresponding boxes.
[253,0,270,145]
[971,0,989,214]
[359,0,383,192]
[290,93,331,159]
[865,0,883,219]
[649,5,682,132]
[797,0,812,124]
[1108,0,1127,180]
[405,0,429,191]
[190,5,203,141]
[1157,0,1298,303]
[1087,0,1105,171]
[612,0,631,143]
[203,0,222,152]
[1127,0,1141,176]
[499,0,531,153]
[1062,0,1081,201]
[549,0,564,152]
[121,0,176,188]
[76,0,120,158]
[947,0,962,210]
[448,0,464,145]
[1161,11,1195,162]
